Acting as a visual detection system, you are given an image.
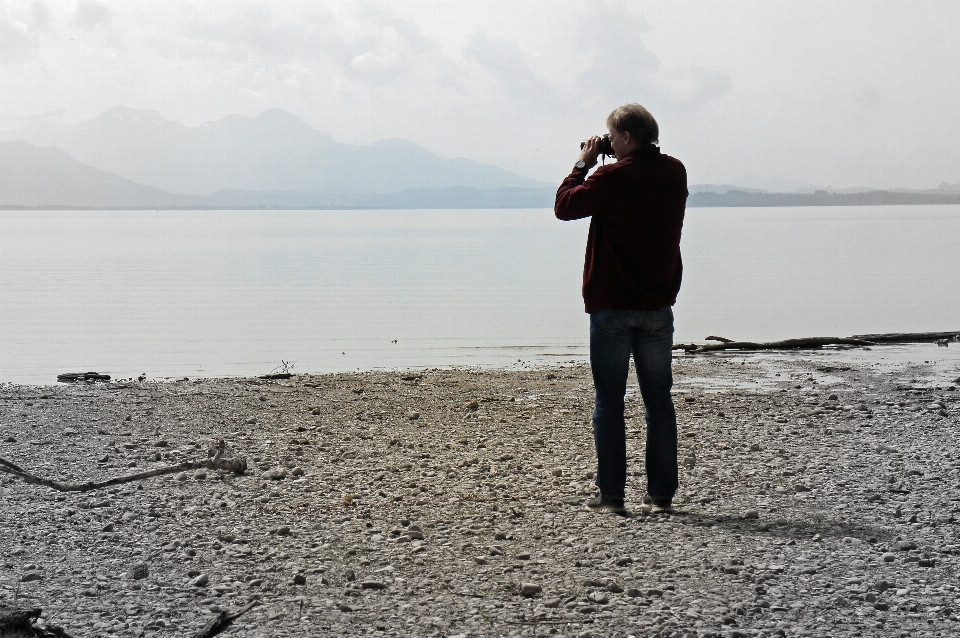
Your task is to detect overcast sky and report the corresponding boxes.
[2,0,959,189]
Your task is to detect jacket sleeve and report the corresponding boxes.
[555,166,610,221]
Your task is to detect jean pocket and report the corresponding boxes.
[591,309,630,334]
[650,307,675,335]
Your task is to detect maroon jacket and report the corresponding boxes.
[555,145,687,313]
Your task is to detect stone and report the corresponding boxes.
[626,588,643,597]
[743,509,760,519]
[587,591,609,604]
[154,440,168,447]
[406,411,420,420]
[543,596,562,608]
[520,582,542,596]
[293,574,307,585]
[265,468,287,480]
[361,580,387,590]
[20,572,43,582]
[337,603,355,612]
[189,574,210,587]
[127,563,149,580]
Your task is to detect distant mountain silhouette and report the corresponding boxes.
[0,140,201,208]
[0,140,554,209]
[1,107,549,196]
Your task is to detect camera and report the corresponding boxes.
[580,134,615,157]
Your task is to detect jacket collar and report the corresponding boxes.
[620,144,659,161]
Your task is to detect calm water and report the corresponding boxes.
[1,206,959,384]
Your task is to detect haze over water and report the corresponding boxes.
[1,205,959,385]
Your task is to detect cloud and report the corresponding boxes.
[140,3,461,92]
[30,1,52,31]
[464,30,561,109]
[0,8,37,62]
[73,0,110,30]
[575,1,730,111]
[457,1,730,115]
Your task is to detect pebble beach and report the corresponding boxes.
[1,350,959,637]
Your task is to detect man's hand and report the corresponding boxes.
[578,136,601,170]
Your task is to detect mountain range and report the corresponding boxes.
[2,107,959,209]
[0,107,552,209]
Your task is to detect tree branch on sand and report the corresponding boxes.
[0,440,246,493]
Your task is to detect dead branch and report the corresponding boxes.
[674,336,877,353]
[0,455,246,493]
[193,600,259,638]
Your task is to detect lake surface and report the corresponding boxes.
[1,206,959,384]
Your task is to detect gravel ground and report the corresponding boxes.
[1,351,959,638]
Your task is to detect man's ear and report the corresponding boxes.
[621,130,631,145]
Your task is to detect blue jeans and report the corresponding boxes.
[589,307,678,502]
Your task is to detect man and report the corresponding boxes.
[555,103,687,515]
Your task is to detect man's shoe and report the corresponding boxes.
[584,496,626,514]
[649,501,674,515]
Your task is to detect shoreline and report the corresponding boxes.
[1,354,959,636]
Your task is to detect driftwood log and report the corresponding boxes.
[193,600,259,638]
[56,372,111,383]
[0,441,246,493]
[674,331,960,354]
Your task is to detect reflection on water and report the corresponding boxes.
[1,206,958,384]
